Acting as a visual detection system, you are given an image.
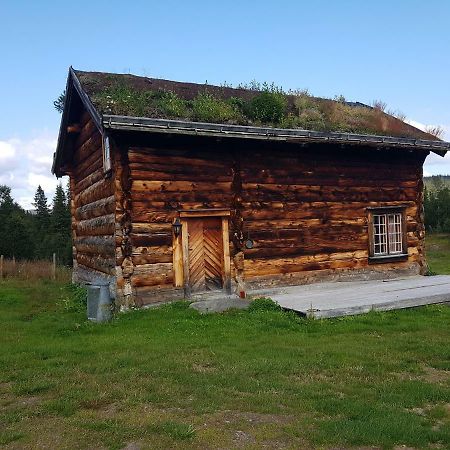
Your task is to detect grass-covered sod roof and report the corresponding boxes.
[74,70,440,141]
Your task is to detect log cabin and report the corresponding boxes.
[52,67,449,309]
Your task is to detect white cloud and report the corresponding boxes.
[0,131,64,209]
[0,140,16,161]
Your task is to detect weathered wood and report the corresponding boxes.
[76,253,115,275]
[65,119,428,308]
[76,178,114,206]
[172,221,184,287]
[131,233,172,247]
[179,209,231,218]
[76,214,115,236]
[131,262,174,287]
[181,219,190,297]
[74,236,115,256]
[76,196,115,221]
[222,217,231,294]
[132,245,173,265]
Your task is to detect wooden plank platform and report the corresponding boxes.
[254,275,450,318]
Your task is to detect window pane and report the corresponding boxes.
[388,213,403,254]
[373,214,387,255]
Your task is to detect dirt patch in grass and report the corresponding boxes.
[421,366,450,385]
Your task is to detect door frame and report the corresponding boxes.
[177,209,231,298]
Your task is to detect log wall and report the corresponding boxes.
[128,146,234,305]
[69,112,116,293]
[239,146,426,288]
[126,138,428,304]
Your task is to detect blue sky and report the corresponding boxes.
[0,0,449,207]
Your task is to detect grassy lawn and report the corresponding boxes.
[426,233,450,274]
[0,280,449,449]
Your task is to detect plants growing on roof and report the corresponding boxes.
[81,75,436,140]
[191,93,243,123]
[425,125,444,139]
[247,91,287,124]
[156,91,189,118]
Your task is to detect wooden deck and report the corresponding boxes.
[251,275,450,318]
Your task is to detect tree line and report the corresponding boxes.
[424,176,450,233]
[0,184,72,265]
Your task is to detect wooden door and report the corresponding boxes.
[188,217,224,292]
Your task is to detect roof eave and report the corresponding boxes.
[103,115,449,155]
[52,68,104,177]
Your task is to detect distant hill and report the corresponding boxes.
[424,175,450,191]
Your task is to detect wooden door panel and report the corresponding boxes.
[188,217,223,292]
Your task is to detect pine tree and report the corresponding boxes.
[51,183,72,265]
[32,185,51,259]
[0,185,34,258]
[33,185,50,229]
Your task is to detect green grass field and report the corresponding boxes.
[426,234,450,275]
[0,236,449,449]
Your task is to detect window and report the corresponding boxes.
[368,208,407,260]
[102,135,112,174]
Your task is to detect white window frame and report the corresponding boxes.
[368,207,407,260]
[102,135,112,174]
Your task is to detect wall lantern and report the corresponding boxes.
[173,218,182,237]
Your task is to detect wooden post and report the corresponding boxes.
[12,256,16,276]
[52,253,56,280]
[222,217,232,294]
[181,219,191,298]
[0,255,3,279]
[173,219,184,287]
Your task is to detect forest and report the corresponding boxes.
[0,183,71,265]
[0,176,448,265]
[424,175,450,233]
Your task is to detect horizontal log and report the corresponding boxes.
[244,250,369,277]
[74,159,103,186]
[76,178,114,206]
[74,132,102,166]
[131,168,232,182]
[245,218,367,230]
[132,222,172,233]
[241,184,417,203]
[131,202,229,216]
[74,169,104,196]
[76,253,115,275]
[76,214,115,236]
[240,165,419,183]
[131,191,232,203]
[131,263,174,287]
[131,210,178,223]
[134,285,184,305]
[74,263,115,287]
[129,149,231,169]
[131,232,172,247]
[74,235,115,256]
[132,180,232,193]
[241,201,417,221]
[76,195,116,221]
[132,245,172,265]
[73,143,102,179]
[239,150,422,171]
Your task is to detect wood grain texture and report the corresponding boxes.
[70,116,115,285]
[187,218,224,292]
[125,142,427,302]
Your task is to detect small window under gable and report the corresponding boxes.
[102,135,112,174]
[368,207,408,262]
